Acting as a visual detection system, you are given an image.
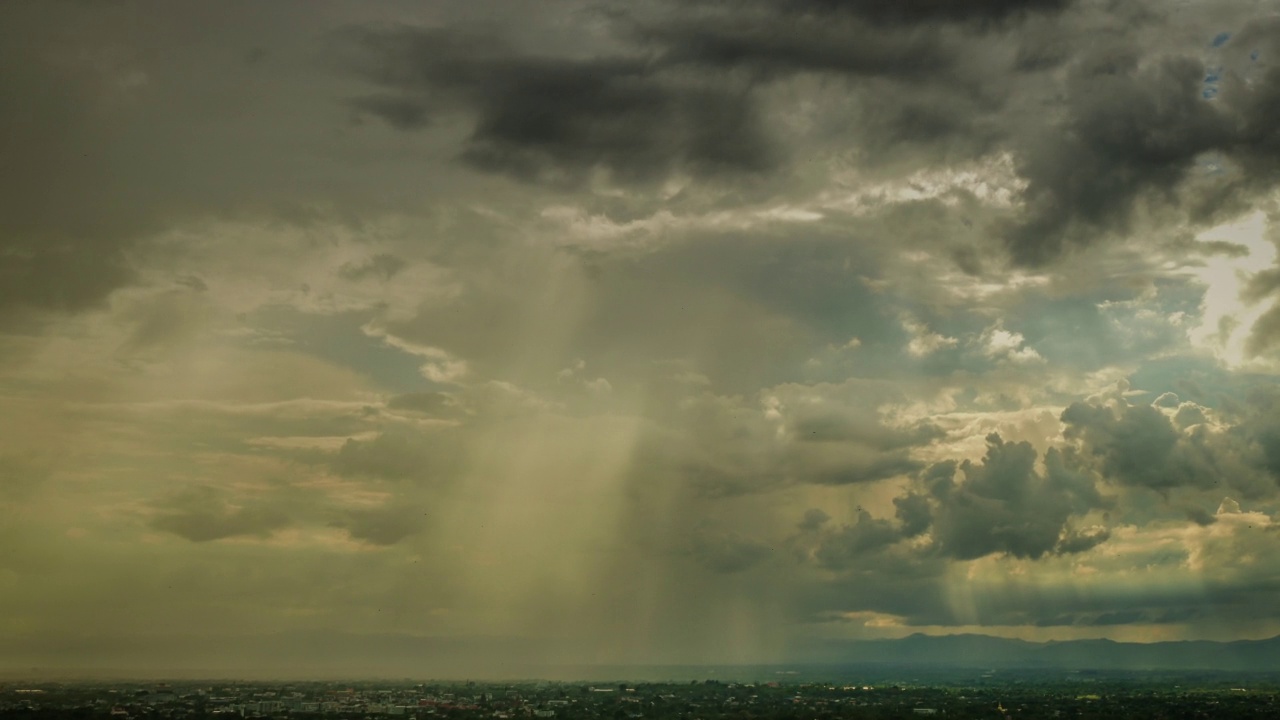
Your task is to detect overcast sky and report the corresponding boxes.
[4,0,1280,678]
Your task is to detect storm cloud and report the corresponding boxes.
[338,25,779,186]
[927,435,1105,560]
[5,0,1280,677]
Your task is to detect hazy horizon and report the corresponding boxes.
[8,632,1280,683]
[4,0,1280,678]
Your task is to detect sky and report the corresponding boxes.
[3,0,1280,678]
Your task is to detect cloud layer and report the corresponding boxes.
[3,0,1280,675]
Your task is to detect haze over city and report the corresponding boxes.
[4,0,1280,679]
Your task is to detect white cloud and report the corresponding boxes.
[982,324,1045,364]
[902,316,959,357]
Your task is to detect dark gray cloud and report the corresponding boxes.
[637,0,1070,78]
[1245,302,1280,357]
[775,0,1073,26]
[1221,18,1280,184]
[793,547,952,624]
[1004,16,1280,264]
[1240,236,1280,362]
[797,511,1280,628]
[812,510,906,569]
[797,508,831,532]
[1243,267,1280,304]
[1006,50,1231,263]
[1061,400,1188,491]
[638,11,956,80]
[798,440,1105,573]
[1237,386,1280,483]
[621,0,1021,178]
[337,25,778,187]
[929,435,1105,560]
[633,2,1280,268]
[894,491,933,537]
[332,0,1070,201]
[1061,395,1278,497]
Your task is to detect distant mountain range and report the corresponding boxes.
[811,633,1280,672]
[7,631,1280,680]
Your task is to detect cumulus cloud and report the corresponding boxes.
[894,492,934,538]
[928,434,1106,560]
[903,316,959,357]
[1061,391,1278,497]
[812,510,910,569]
[982,324,1044,364]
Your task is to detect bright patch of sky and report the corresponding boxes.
[1185,211,1278,368]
